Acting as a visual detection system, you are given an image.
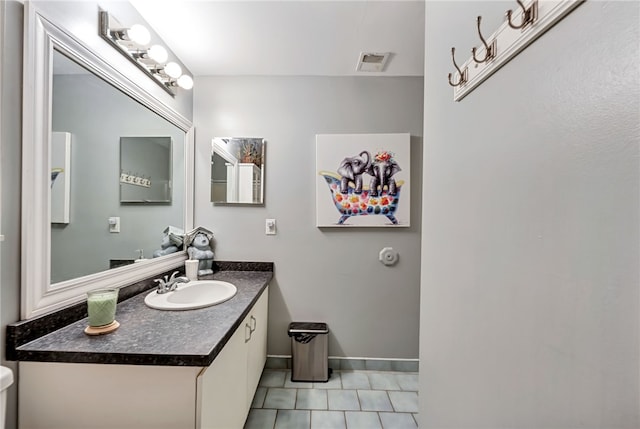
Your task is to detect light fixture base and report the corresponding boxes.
[99,10,187,97]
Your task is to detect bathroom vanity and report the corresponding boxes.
[13,5,272,427]
[9,266,271,429]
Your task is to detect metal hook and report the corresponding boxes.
[472,16,497,64]
[447,47,468,87]
[506,0,538,30]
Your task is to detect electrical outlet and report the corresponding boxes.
[265,219,276,235]
[108,216,120,233]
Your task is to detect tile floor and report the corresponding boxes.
[244,369,419,429]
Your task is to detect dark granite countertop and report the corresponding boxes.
[11,269,272,366]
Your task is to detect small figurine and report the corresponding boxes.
[152,233,178,258]
[184,227,215,276]
[152,226,184,258]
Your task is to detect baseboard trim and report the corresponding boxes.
[266,355,419,372]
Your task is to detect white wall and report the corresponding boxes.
[420,1,639,427]
[194,76,424,359]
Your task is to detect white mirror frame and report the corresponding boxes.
[21,6,194,319]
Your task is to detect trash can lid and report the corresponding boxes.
[288,322,328,334]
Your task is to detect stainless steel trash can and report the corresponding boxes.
[288,322,330,382]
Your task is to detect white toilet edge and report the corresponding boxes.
[0,366,13,391]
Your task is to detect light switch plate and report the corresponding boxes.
[109,216,120,233]
[265,219,276,235]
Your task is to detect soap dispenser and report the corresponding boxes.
[134,248,145,262]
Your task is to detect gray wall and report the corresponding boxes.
[51,75,185,282]
[194,76,423,359]
[0,3,23,428]
[420,1,639,427]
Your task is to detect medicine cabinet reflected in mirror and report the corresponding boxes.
[23,6,194,319]
[120,136,173,203]
[211,137,266,205]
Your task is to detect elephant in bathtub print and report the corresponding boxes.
[368,151,401,196]
[337,151,371,194]
[319,149,404,225]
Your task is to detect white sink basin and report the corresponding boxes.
[144,280,237,311]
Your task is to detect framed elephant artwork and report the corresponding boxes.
[316,133,410,227]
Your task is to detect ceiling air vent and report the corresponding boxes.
[356,52,391,72]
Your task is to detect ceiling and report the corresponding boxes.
[129,0,425,77]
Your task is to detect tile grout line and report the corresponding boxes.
[387,389,397,413]
[293,388,298,411]
[412,411,419,427]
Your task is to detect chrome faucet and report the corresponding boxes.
[154,271,190,294]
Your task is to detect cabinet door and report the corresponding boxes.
[19,362,199,429]
[246,286,269,408]
[197,322,248,429]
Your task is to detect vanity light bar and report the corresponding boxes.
[99,10,193,97]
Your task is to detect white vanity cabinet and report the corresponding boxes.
[198,285,268,428]
[245,285,268,408]
[18,287,269,429]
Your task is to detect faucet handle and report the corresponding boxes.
[168,271,180,282]
[154,278,167,293]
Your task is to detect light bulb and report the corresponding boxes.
[177,75,194,90]
[147,45,168,64]
[164,62,182,79]
[127,24,150,46]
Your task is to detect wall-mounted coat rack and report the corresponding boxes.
[120,172,151,188]
[448,0,585,101]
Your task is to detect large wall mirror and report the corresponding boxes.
[211,137,266,205]
[22,6,194,319]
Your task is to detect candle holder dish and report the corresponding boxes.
[84,320,120,336]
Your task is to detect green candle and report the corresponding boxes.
[87,289,118,327]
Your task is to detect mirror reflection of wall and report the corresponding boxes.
[120,136,172,203]
[210,137,265,205]
[51,49,185,284]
